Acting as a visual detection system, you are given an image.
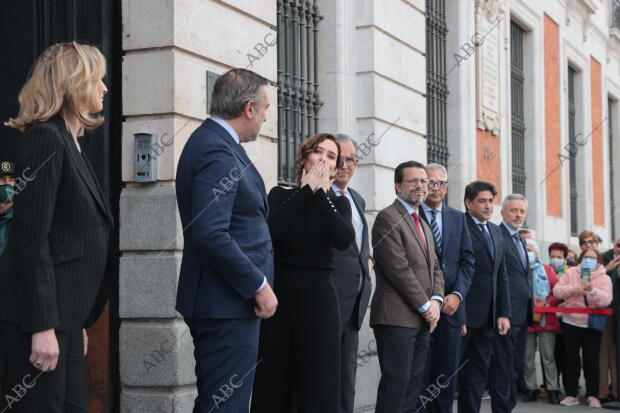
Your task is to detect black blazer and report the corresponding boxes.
[498,223,533,328]
[464,214,511,328]
[0,116,113,333]
[420,205,475,327]
[330,187,372,331]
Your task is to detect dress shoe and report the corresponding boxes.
[522,390,538,402]
[549,390,561,405]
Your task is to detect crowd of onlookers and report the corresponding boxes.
[510,231,620,407]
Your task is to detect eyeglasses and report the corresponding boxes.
[580,239,598,246]
[401,178,428,185]
[428,180,448,188]
[342,157,359,166]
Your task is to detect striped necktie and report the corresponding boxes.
[430,209,442,257]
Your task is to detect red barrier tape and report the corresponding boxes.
[533,306,613,315]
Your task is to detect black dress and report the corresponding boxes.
[251,184,355,413]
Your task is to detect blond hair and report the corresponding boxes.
[5,41,106,135]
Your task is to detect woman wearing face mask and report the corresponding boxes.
[549,242,570,277]
[251,133,355,413]
[553,248,612,407]
[567,249,579,267]
[547,242,570,392]
[523,239,562,404]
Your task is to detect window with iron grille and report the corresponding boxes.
[612,0,620,30]
[568,66,578,236]
[426,0,449,166]
[276,0,322,186]
[609,98,617,241]
[510,21,526,196]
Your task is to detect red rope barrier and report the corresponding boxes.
[533,306,613,315]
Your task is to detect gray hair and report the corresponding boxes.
[425,163,448,177]
[525,238,539,254]
[210,69,269,119]
[502,193,528,209]
[335,133,356,144]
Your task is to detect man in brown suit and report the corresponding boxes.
[371,160,444,413]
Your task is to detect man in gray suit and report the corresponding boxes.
[331,134,373,413]
[371,160,444,413]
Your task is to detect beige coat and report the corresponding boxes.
[370,200,444,328]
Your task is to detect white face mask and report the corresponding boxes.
[527,251,536,265]
[549,257,566,269]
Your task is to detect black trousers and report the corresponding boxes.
[418,316,462,413]
[490,324,526,413]
[339,314,360,413]
[251,268,341,413]
[562,322,602,397]
[0,322,85,412]
[374,323,429,413]
[457,323,494,413]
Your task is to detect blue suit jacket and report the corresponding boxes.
[421,205,475,326]
[464,213,511,328]
[175,118,274,320]
[498,223,533,328]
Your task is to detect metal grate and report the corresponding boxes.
[426,0,449,167]
[510,21,526,196]
[568,67,578,236]
[276,0,322,186]
[613,0,620,30]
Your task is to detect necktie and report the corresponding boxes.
[478,223,494,259]
[430,210,442,257]
[513,233,527,268]
[339,189,361,250]
[411,212,427,251]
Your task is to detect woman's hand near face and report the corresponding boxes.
[300,163,322,193]
[318,160,334,192]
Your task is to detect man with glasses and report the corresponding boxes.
[330,134,373,413]
[371,160,444,413]
[417,164,475,413]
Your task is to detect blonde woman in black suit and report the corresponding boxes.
[0,41,113,412]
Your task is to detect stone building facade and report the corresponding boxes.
[117,0,620,411]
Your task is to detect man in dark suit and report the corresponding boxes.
[175,69,278,413]
[330,134,373,413]
[371,161,444,413]
[457,181,511,413]
[418,163,475,413]
[492,194,535,410]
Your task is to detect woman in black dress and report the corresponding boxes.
[251,133,355,413]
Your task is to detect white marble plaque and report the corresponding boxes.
[475,0,503,135]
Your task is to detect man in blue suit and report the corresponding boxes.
[418,163,475,413]
[175,69,278,413]
[491,194,535,411]
[457,181,511,413]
